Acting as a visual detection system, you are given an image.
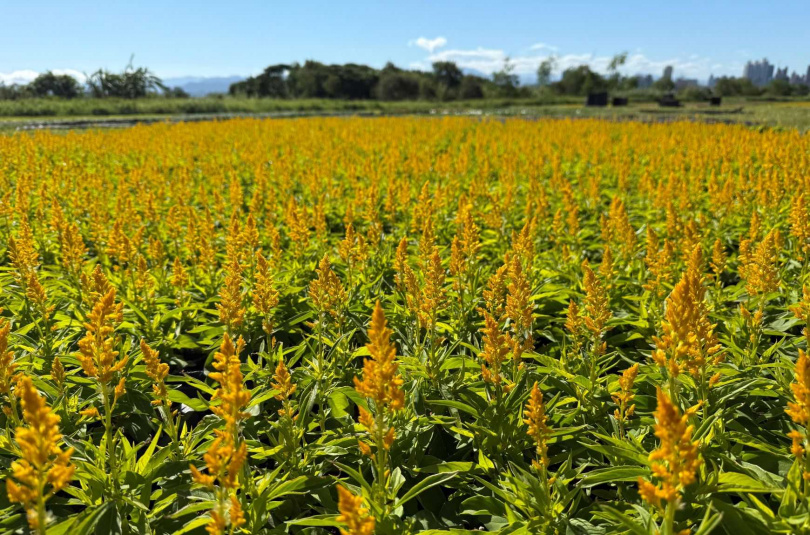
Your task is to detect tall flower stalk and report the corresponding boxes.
[76,286,126,494]
[190,333,251,535]
[353,301,405,518]
[638,388,702,534]
[7,375,74,534]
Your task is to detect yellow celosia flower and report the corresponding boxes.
[338,222,368,283]
[252,251,279,337]
[652,247,722,383]
[510,218,535,272]
[505,254,533,364]
[565,300,583,354]
[0,319,16,399]
[611,363,639,436]
[190,430,248,534]
[480,263,508,321]
[205,510,227,535]
[229,493,245,529]
[7,375,74,533]
[81,264,113,309]
[77,288,126,385]
[449,205,481,292]
[643,228,674,299]
[581,260,611,356]
[191,335,251,535]
[393,237,411,293]
[791,286,810,346]
[744,228,781,298]
[51,356,65,393]
[789,194,810,260]
[604,197,637,258]
[599,245,615,284]
[479,311,510,386]
[217,256,245,334]
[637,388,701,510]
[309,255,347,322]
[171,256,189,289]
[272,357,296,404]
[354,301,404,413]
[285,199,311,254]
[191,431,248,490]
[336,485,376,535]
[209,334,251,440]
[710,238,726,281]
[787,349,810,426]
[59,222,87,277]
[524,381,551,470]
[8,222,40,288]
[141,339,170,406]
[417,248,446,330]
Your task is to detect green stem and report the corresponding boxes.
[36,468,47,535]
[663,500,676,535]
[102,383,118,498]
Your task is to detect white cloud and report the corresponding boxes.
[0,70,40,85]
[0,69,86,86]
[409,36,448,53]
[412,45,735,81]
[529,42,558,52]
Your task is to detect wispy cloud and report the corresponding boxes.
[0,69,86,86]
[408,36,448,53]
[529,42,558,52]
[411,44,734,80]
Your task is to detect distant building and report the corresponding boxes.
[707,75,717,88]
[635,74,654,88]
[774,67,789,82]
[790,72,804,85]
[674,78,699,90]
[743,58,775,86]
[662,66,673,81]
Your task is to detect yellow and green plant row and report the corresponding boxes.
[0,117,809,534]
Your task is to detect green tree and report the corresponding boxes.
[607,52,628,90]
[459,76,485,99]
[492,57,519,97]
[537,57,556,87]
[86,57,165,99]
[432,61,463,89]
[377,72,420,100]
[30,72,82,99]
[554,65,606,95]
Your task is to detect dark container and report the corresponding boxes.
[586,92,608,107]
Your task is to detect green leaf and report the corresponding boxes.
[716,471,781,494]
[426,399,480,418]
[394,472,458,509]
[579,466,649,488]
[167,389,208,411]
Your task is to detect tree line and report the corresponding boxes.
[228,60,517,100]
[0,60,188,100]
[4,55,810,102]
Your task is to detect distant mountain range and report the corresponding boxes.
[163,76,245,97]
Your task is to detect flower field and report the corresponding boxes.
[1,117,810,534]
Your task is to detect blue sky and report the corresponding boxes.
[1,0,808,84]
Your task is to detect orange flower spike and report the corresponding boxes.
[354,301,405,413]
[637,388,702,510]
[524,381,551,470]
[7,375,75,532]
[336,485,376,535]
[209,334,251,440]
